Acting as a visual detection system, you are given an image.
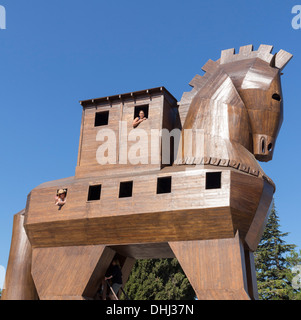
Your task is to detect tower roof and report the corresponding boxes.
[79,86,177,108]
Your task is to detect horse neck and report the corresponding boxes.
[176,67,268,181]
[180,69,254,163]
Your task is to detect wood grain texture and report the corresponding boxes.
[2,211,38,300]
[31,245,115,300]
[120,257,136,289]
[25,207,234,248]
[244,249,259,300]
[109,242,174,259]
[169,233,251,300]
[245,179,274,251]
[24,166,269,252]
[75,87,179,179]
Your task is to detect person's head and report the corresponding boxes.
[57,189,66,199]
[112,258,120,267]
[139,110,145,119]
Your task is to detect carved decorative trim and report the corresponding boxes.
[174,157,260,178]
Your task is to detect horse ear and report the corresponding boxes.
[270,50,293,70]
[274,49,293,71]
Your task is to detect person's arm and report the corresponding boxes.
[57,198,66,206]
[132,117,141,128]
[105,266,119,280]
[133,117,146,128]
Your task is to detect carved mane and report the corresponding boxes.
[178,44,292,125]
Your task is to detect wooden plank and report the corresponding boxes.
[230,170,264,238]
[169,233,251,300]
[275,49,293,70]
[245,180,274,251]
[2,211,38,300]
[26,207,234,249]
[31,245,115,300]
[109,243,175,259]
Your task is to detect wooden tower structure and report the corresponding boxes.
[2,44,292,300]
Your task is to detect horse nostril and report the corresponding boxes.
[261,139,265,153]
[254,135,274,161]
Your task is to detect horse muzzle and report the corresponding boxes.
[253,134,275,162]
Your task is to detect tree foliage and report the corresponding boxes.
[122,258,195,300]
[255,201,301,300]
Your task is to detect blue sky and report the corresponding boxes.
[0,0,300,276]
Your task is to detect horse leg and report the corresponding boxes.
[31,245,116,300]
[169,232,257,300]
[2,210,38,300]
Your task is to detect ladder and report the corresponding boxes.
[106,280,130,300]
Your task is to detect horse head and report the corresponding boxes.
[219,45,292,162]
[178,45,292,166]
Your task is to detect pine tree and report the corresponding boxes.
[286,249,301,300]
[254,200,301,300]
[121,258,195,300]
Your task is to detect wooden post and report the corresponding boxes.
[31,245,115,300]
[2,211,38,300]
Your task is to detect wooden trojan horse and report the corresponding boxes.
[3,44,292,300]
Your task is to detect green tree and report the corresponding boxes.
[286,249,301,300]
[255,200,301,300]
[122,258,195,300]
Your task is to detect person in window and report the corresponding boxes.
[133,110,147,128]
[102,258,123,300]
[55,189,67,210]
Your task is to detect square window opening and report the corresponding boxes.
[95,111,109,127]
[119,181,133,198]
[206,172,221,189]
[157,176,172,194]
[88,184,102,201]
[134,105,149,119]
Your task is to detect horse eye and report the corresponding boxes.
[272,93,281,101]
